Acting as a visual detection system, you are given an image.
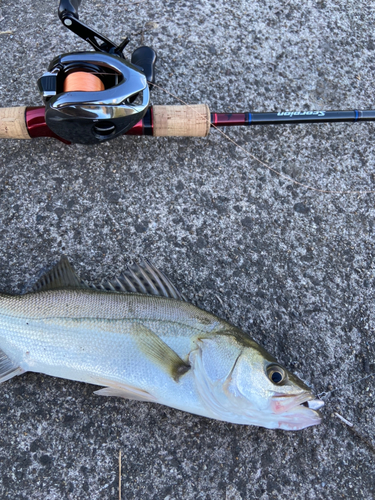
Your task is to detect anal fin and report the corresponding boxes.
[94,382,158,403]
[0,349,24,384]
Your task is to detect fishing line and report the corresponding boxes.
[319,373,375,453]
[318,373,374,399]
[63,71,105,92]
[151,82,375,196]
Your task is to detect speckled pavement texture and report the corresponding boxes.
[0,1,374,499]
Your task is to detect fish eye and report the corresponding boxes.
[267,365,286,385]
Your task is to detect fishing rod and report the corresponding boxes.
[1,0,375,145]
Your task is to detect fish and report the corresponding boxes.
[0,257,324,431]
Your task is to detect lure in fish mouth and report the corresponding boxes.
[0,257,323,431]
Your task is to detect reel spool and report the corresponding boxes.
[63,71,105,93]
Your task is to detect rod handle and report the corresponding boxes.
[0,107,30,139]
[153,104,210,137]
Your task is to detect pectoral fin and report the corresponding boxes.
[134,324,190,382]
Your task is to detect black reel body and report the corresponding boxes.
[37,0,156,144]
[38,52,150,144]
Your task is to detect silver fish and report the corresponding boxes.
[0,257,323,430]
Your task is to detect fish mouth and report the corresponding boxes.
[271,392,324,430]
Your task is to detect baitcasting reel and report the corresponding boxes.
[37,0,156,144]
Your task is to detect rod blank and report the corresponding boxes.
[211,110,375,127]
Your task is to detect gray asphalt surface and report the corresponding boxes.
[0,1,374,499]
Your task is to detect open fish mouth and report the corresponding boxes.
[272,391,324,412]
[286,400,324,430]
[273,391,324,410]
[270,392,324,429]
[290,395,325,423]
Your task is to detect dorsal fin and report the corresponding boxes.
[94,259,186,301]
[32,256,88,292]
[30,257,185,300]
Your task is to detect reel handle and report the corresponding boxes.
[58,0,82,21]
[57,0,127,55]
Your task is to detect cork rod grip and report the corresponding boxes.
[153,104,210,137]
[0,107,30,139]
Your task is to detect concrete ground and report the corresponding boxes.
[0,0,374,498]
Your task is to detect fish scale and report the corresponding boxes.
[0,288,215,412]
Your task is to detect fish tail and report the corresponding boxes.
[0,348,24,384]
